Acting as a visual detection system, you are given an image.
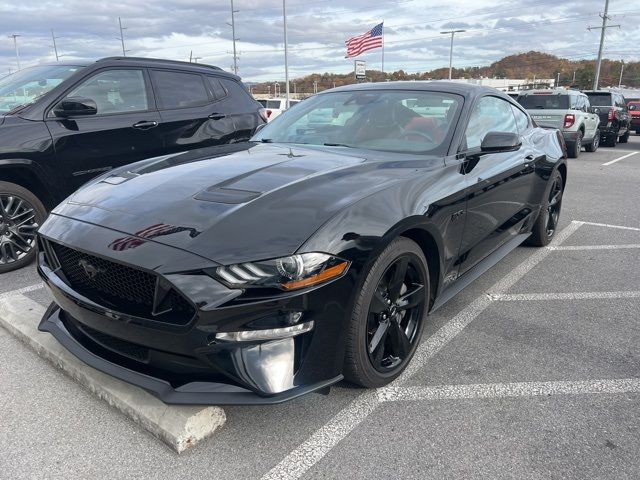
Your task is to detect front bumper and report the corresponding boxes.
[36,216,352,405]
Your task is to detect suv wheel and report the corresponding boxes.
[567,131,582,158]
[0,182,47,273]
[619,130,629,143]
[585,129,599,152]
[603,131,618,147]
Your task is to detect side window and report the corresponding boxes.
[206,76,228,100]
[66,69,148,115]
[220,78,251,103]
[150,70,209,109]
[464,96,517,150]
[511,105,530,133]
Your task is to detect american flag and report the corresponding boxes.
[345,22,383,58]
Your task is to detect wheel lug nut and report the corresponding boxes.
[382,314,387,320]
[386,299,391,304]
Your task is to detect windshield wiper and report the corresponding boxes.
[323,142,354,148]
[260,138,274,143]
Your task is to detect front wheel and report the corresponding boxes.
[0,182,47,274]
[585,129,599,152]
[619,130,629,143]
[343,237,429,388]
[525,171,564,247]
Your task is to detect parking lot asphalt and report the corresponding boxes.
[1,136,639,479]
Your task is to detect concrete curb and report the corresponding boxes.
[0,294,226,453]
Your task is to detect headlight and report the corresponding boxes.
[212,253,349,290]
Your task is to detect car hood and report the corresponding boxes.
[52,143,429,265]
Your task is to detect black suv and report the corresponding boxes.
[584,90,631,147]
[0,57,266,272]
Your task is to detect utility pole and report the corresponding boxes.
[189,50,193,62]
[8,34,21,70]
[51,29,60,61]
[556,72,560,87]
[440,29,465,80]
[117,17,128,56]
[283,0,290,109]
[228,0,239,75]
[588,0,620,90]
[618,60,624,88]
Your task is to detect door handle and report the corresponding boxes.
[208,113,226,120]
[132,120,158,130]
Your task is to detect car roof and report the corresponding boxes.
[321,80,502,97]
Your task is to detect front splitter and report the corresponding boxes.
[39,304,343,405]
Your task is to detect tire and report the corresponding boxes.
[567,131,582,158]
[636,129,640,135]
[0,182,47,273]
[619,129,629,143]
[603,131,618,147]
[585,129,599,152]
[525,170,564,247]
[343,237,429,388]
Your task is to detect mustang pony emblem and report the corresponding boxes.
[78,259,104,279]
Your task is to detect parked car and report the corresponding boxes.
[38,82,567,404]
[0,57,266,272]
[628,100,640,134]
[518,89,600,158]
[256,97,299,121]
[584,90,631,146]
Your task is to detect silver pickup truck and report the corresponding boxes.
[518,89,600,158]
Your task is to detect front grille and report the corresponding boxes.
[48,241,195,325]
[78,323,149,362]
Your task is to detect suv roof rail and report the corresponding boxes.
[96,56,224,71]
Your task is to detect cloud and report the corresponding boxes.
[0,0,637,81]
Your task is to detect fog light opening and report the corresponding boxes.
[216,320,315,342]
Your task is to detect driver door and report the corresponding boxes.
[457,95,534,275]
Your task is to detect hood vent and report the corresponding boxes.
[194,187,262,204]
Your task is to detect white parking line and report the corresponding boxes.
[0,283,44,301]
[602,151,638,166]
[578,221,640,232]
[490,291,640,301]
[377,378,640,403]
[261,221,583,480]
[549,244,640,251]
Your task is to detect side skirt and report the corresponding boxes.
[430,232,531,313]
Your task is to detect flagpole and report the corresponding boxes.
[381,21,385,76]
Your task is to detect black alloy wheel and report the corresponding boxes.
[545,174,563,238]
[343,237,429,388]
[366,256,425,372]
[525,170,564,247]
[0,182,46,273]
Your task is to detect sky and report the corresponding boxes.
[0,0,638,82]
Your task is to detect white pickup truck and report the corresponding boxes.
[518,89,600,158]
[256,98,300,121]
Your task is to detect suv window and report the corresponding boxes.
[465,96,517,150]
[66,69,148,115]
[206,76,228,100]
[151,70,209,109]
[519,94,569,110]
[511,105,529,133]
[586,93,613,107]
[220,78,250,101]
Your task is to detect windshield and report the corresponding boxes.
[519,94,569,110]
[585,93,613,107]
[0,65,82,113]
[252,90,462,154]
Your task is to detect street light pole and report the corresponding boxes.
[618,60,624,88]
[440,29,465,80]
[229,0,239,75]
[51,29,59,61]
[118,17,127,56]
[8,34,21,70]
[283,0,290,109]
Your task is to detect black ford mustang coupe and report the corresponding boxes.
[37,82,567,404]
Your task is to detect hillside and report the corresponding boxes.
[252,51,639,94]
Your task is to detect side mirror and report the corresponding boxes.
[53,96,98,118]
[480,132,521,153]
